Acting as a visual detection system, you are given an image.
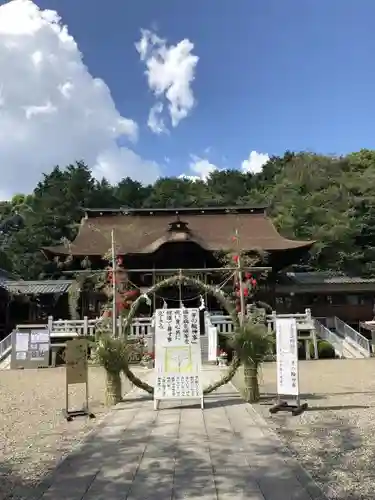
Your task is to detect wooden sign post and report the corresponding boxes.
[270,317,308,416]
[63,338,95,422]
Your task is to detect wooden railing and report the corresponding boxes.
[48,316,153,337]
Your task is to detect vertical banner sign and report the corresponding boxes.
[154,308,203,409]
[275,318,299,396]
[208,326,218,362]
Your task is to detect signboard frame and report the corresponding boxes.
[153,307,204,411]
[63,338,95,422]
[270,317,308,416]
[11,324,51,369]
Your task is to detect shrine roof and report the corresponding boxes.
[42,206,314,257]
[1,279,74,295]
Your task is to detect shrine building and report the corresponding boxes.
[42,206,314,316]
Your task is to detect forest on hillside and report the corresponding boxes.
[1,149,375,280]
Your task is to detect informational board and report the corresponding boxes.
[154,308,203,408]
[275,317,299,396]
[11,325,50,369]
[65,339,88,385]
[208,326,218,362]
[63,338,94,422]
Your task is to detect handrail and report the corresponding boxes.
[0,333,12,360]
[313,319,344,358]
[334,317,371,356]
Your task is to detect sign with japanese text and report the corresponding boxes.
[154,308,203,401]
[208,325,218,362]
[275,318,299,396]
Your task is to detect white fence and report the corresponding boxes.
[333,316,371,356]
[48,314,234,338]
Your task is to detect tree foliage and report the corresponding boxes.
[2,149,375,278]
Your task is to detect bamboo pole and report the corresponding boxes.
[235,229,246,326]
[111,230,116,337]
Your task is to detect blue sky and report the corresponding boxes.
[1,0,375,193]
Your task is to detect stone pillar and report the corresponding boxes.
[312,329,318,359]
[305,338,311,360]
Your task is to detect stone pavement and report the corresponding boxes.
[34,368,327,500]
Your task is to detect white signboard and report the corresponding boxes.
[275,318,299,396]
[15,333,29,352]
[154,308,203,407]
[208,326,218,362]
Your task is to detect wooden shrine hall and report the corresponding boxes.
[41,206,314,315]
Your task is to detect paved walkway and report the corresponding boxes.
[35,368,326,500]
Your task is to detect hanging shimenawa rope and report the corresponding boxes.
[121,274,242,396]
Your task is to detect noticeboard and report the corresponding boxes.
[154,308,203,409]
[11,325,50,369]
[65,339,88,385]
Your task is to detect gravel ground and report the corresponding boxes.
[0,365,148,498]
[233,359,375,500]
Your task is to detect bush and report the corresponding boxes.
[313,339,336,359]
[298,339,336,359]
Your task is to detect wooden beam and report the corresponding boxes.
[63,266,272,275]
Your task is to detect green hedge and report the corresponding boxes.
[312,339,336,359]
[297,339,336,359]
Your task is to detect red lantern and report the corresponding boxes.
[251,278,257,287]
[245,272,252,280]
[233,255,239,263]
[243,287,249,297]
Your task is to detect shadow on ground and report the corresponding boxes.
[0,389,328,500]
[252,397,373,500]
[231,370,375,500]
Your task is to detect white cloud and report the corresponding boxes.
[180,150,270,181]
[189,155,218,180]
[147,102,167,135]
[135,29,199,133]
[0,0,161,199]
[241,151,269,174]
[179,155,219,182]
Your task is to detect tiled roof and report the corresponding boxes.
[42,207,314,256]
[285,272,375,285]
[2,280,73,295]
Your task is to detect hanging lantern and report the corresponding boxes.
[233,255,239,263]
[251,278,257,287]
[243,287,249,297]
[245,272,252,280]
